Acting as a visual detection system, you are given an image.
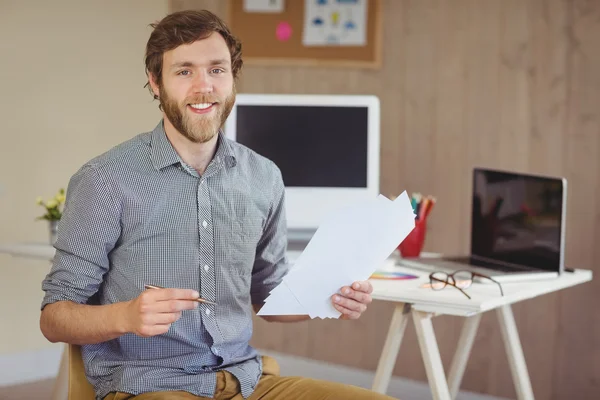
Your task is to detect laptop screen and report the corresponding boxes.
[471,169,565,272]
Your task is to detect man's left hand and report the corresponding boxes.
[331,280,373,320]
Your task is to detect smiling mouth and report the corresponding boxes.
[190,102,214,109]
[187,102,217,114]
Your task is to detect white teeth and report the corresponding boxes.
[190,103,213,109]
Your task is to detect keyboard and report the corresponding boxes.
[445,256,532,273]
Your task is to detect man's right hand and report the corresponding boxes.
[125,287,200,337]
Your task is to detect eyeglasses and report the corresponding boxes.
[428,270,504,299]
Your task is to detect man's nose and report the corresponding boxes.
[191,71,213,93]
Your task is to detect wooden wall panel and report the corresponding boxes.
[170,1,599,398]
[554,1,600,398]
[517,1,570,399]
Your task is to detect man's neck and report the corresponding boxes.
[163,118,218,175]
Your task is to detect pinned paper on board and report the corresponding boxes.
[302,0,367,46]
[258,191,417,319]
[244,0,285,13]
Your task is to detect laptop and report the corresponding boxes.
[400,168,567,283]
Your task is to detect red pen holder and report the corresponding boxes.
[398,218,427,257]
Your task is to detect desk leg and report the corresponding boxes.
[51,343,68,400]
[447,314,481,399]
[412,310,452,400]
[371,303,410,393]
[496,305,534,400]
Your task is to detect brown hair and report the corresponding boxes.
[144,10,243,100]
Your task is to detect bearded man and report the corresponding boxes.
[40,9,395,400]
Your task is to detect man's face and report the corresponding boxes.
[152,33,235,143]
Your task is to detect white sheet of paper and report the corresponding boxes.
[258,191,416,319]
[302,0,367,47]
[256,281,305,316]
[284,193,414,318]
[244,0,284,13]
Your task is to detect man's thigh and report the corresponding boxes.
[249,356,398,400]
[249,375,399,400]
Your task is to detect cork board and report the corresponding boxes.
[227,0,382,68]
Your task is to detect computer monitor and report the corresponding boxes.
[471,168,567,272]
[223,93,380,234]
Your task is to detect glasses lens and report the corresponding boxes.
[454,271,473,289]
[431,272,448,290]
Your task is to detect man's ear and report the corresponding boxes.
[148,73,160,99]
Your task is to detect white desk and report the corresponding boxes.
[0,242,66,400]
[0,242,55,260]
[2,243,593,400]
[369,256,593,400]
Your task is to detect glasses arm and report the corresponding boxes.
[449,282,472,299]
[453,284,472,299]
[472,272,504,296]
[494,279,504,296]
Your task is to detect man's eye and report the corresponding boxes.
[178,70,190,76]
[211,69,224,74]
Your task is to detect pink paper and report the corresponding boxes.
[276,21,292,42]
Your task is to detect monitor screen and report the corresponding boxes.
[234,105,368,188]
[223,94,380,232]
[471,169,566,271]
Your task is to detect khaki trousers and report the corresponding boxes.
[103,356,398,400]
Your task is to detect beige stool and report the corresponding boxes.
[64,344,96,400]
[52,344,96,400]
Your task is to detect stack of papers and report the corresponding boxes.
[258,191,417,319]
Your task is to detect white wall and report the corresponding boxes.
[0,0,169,354]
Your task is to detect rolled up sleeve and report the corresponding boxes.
[41,165,121,309]
[250,166,290,305]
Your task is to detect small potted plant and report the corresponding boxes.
[36,188,66,244]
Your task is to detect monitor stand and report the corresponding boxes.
[287,228,316,251]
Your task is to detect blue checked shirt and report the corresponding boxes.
[41,121,290,400]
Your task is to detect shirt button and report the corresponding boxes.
[202,220,208,228]
[204,265,209,272]
[205,309,211,315]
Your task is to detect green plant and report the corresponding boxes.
[36,188,66,221]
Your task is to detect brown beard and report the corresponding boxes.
[159,84,236,143]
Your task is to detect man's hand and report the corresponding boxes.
[331,280,373,320]
[125,287,200,337]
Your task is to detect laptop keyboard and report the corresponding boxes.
[446,256,531,272]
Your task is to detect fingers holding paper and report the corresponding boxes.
[332,280,373,320]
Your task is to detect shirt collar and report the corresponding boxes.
[150,120,182,170]
[213,130,237,169]
[150,120,237,171]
